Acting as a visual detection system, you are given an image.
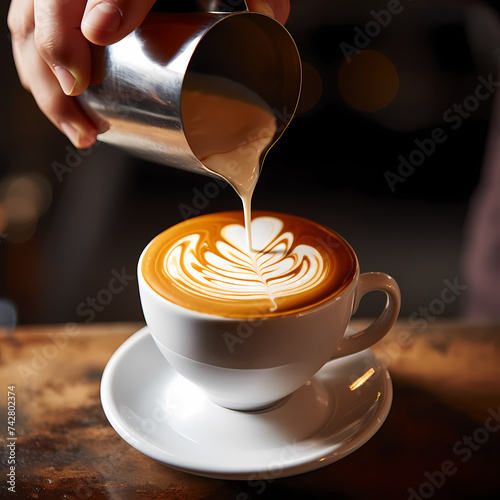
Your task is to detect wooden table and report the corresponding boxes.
[1,321,500,499]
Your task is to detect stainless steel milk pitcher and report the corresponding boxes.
[78,0,302,179]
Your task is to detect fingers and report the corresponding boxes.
[246,0,290,24]
[8,0,158,150]
[17,33,101,148]
[81,0,157,46]
[8,0,103,148]
[34,0,92,96]
[8,0,35,93]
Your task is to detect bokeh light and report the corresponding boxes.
[338,49,399,113]
[0,173,52,243]
[297,61,324,114]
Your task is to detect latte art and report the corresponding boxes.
[166,217,326,312]
[142,212,356,318]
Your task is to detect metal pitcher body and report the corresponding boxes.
[78,8,302,179]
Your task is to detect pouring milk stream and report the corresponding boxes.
[182,74,277,250]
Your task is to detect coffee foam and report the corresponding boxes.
[142,211,356,318]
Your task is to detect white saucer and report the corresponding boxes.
[101,327,392,480]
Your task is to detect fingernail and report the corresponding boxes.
[83,2,122,32]
[60,122,97,149]
[54,66,76,96]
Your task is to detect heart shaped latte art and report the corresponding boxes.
[164,217,327,312]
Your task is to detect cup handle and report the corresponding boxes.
[331,272,401,360]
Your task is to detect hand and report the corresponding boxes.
[8,0,290,149]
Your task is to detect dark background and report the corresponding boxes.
[1,0,497,326]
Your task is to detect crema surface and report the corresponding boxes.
[142,212,356,318]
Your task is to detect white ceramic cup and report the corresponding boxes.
[138,226,401,411]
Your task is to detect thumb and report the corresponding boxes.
[81,0,157,46]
